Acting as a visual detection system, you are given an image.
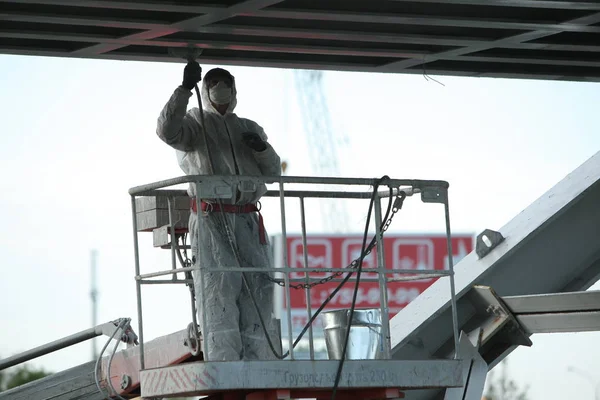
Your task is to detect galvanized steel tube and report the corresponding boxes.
[299,197,314,360]
[131,195,145,369]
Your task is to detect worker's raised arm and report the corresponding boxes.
[242,122,282,177]
[254,142,282,177]
[156,62,203,152]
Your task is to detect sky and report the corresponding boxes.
[1,53,600,399]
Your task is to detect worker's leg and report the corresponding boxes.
[235,214,278,360]
[191,212,243,361]
[239,270,277,360]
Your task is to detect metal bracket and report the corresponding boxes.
[466,286,532,347]
[476,229,505,258]
[420,187,448,204]
[98,319,139,348]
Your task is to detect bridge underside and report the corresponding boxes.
[1,1,600,82]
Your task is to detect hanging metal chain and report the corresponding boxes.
[268,191,406,290]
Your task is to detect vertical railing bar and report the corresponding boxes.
[374,193,391,359]
[279,180,294,360]
[299,197,314,360]
[167,196,178,281]
[130,195,145,370]
[444,193,460,360]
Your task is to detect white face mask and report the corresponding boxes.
[209,81,232,105]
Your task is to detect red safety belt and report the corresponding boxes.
[190,198,266,245]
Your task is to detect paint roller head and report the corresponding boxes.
[168,45,204,62]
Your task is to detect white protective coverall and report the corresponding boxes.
[156,69,281,361]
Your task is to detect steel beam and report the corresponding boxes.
[0,31,429,59]
[504,290,600,313]
[1,0,600,81]
[541,43,600,52]
[71,0,285,56]
[0,12,573,50]
[2,0,224,14]
[457,54,600,68]
[0,46,378,71]
[0,12,165,30]
[387,0,600,10]
[6,46,600,83]
[379,12,600,71]
[10,1,599,26]
[516,311,600,333]
[505,290,600,334]
[253,9,600,33]
[181,24,510,48]
[9,27,600,71]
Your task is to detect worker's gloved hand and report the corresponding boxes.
[242,132,267,152]
[182,61,202,90]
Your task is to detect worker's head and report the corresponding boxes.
[202,67,237,115]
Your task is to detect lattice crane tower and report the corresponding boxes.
[293,69,351,233]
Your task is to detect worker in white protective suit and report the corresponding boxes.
[156,61,281,361]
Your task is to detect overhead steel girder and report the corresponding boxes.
[3,1,600,81]
[389,150,600,397]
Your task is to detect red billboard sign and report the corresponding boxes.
[279,234,474,332]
